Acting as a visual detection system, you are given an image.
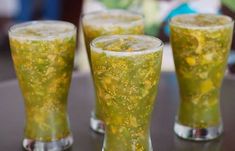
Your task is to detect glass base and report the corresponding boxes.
[23,135,73,151]
[174,122,223,141]
[102,136,153,151]
[90,112,105,134]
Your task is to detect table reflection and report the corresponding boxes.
[173,136,222,151]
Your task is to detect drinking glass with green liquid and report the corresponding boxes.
[9,21,76,150]
[82,10,144,133]
[90,35,163,151]
[170,14,234,141]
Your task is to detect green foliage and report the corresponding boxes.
[99,0,134,9]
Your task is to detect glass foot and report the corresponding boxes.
[90,112,105,134]
[174,122,223,141]
[23,135,73,151]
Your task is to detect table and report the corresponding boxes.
[0,72,234,151]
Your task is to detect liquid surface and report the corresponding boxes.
[91,35,163,151]
[170,14,233,128]
[171,14,233,28]
[93,35,162,53]
[9,21,76,141]
[9,21,75,40]
[82,10,142,27]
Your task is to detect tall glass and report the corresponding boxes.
[9,21,76,150]
[90,35,163,151]
[170,14,234,141]
[82,10,144,133]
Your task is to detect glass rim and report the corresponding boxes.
[90,35,164,56]
[169,13,234,30]
[8,20,76,40]
[81,9,144,27]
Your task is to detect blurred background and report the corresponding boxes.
[0,0,235,82]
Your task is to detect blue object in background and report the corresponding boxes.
[16,0,62,22]
[163,3,197,37]
[16,0,33,21]
[43,0,61,20]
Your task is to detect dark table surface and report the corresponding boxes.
[0,72,235,151]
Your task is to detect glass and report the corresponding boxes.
[9,21,76,150]
[82,10,144,133]
[90,35,163,151]
[170,14,234,141]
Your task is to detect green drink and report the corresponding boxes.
[82,10,144,133]
[170,14,234,141]
[9,21,76,150]
[90,35,163,151]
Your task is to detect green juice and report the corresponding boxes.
[170,14,234,128]
[9,21,76,141]
[82,10,144,122]
[91,35,163,151]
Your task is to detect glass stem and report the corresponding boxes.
[24,107,70,141]
[103,126,152,151]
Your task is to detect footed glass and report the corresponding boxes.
[9,21,76,150]
[170,14,234,141]
[90,35,163,151]
[82,10,144,133]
